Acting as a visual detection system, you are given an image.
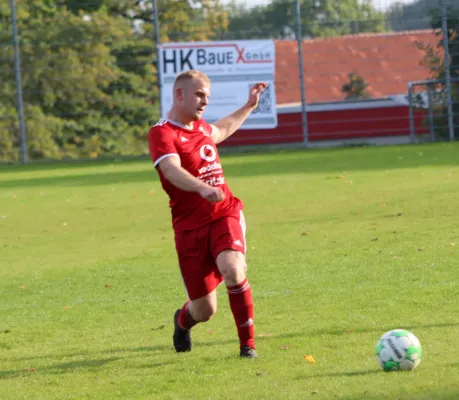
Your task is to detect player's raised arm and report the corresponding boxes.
[211,83,267,145]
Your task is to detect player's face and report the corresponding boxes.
[181,78,210,121]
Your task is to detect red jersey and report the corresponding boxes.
[148,119,243,232]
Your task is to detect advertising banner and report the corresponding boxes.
[158,40,277,129]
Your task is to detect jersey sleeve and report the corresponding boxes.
[148,125,179,168]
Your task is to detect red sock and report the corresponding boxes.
[227,278,255,349]
[178,301,197,330]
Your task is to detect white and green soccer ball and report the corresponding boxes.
[376,329,422,371]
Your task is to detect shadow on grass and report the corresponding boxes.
[0,347,180,380]
[0,357,121,380]
[3,343,171,364]
[2,143,459,189]
[0,338,244,380]
[0,370,17,379]
[2,321,457,379]
[339,389,459,400]
[276,321,459,340]
[50,357,121,371]
[2,337,240,363]
[0,343,175,379]
[296,369,381,380]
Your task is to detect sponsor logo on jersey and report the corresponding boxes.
[199,144,216,162]
[198,161,222,175]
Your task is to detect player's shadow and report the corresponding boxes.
[45,357,121,374]
[0,357,121,380]
[2,343,171,364]
[0,344,175,380]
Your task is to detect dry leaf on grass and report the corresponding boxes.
[304,355,316,364]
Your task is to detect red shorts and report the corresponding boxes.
[174,211,247,300]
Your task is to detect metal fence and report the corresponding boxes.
[409,77,459,142]
[1,0,458,163]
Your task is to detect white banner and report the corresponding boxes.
[158,40,277,129]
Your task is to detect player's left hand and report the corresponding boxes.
[246,83,268,110]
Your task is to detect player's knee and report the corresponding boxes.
[216,250,246,283]
[194,303,217,322]
[222,264,245,284]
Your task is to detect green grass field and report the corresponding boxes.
[1,143,458,400]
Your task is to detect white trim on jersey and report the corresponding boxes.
[165,118,216,138]
[153,153,179,168]
[153,119,168,127]
[167,119,193,130]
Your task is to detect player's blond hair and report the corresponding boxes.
[173,70,210,89]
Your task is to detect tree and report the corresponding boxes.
[342,73,371,100]
[388,0,457,32]
[0,0,229,161]
[414,5,459,139]
[226,0,386,40]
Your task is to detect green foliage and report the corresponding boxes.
[159,0,229,41]
[429,6,459,138]
[414,5,459,140]
[226,0,386,39]
[387,0,458,31]
[0,0,229,161]
[342,73,371,100]
[429,7,459,80]
[0,108,20,162]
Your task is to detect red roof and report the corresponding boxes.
[275,30,441,104]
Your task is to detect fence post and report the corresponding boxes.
[294,0,309,147]
[152,0,163,119]
[427,85,435,141]
[9,0,27,163]
[441,1,455,141]
[408,83,416,142]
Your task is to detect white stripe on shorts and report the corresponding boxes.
[239,210,247,254]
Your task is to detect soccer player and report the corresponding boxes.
[148,70,267,358]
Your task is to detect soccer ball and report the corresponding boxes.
[376,329,422,371]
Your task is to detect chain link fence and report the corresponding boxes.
[1,0,457,163]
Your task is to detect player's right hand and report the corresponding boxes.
[199,186,225,203]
